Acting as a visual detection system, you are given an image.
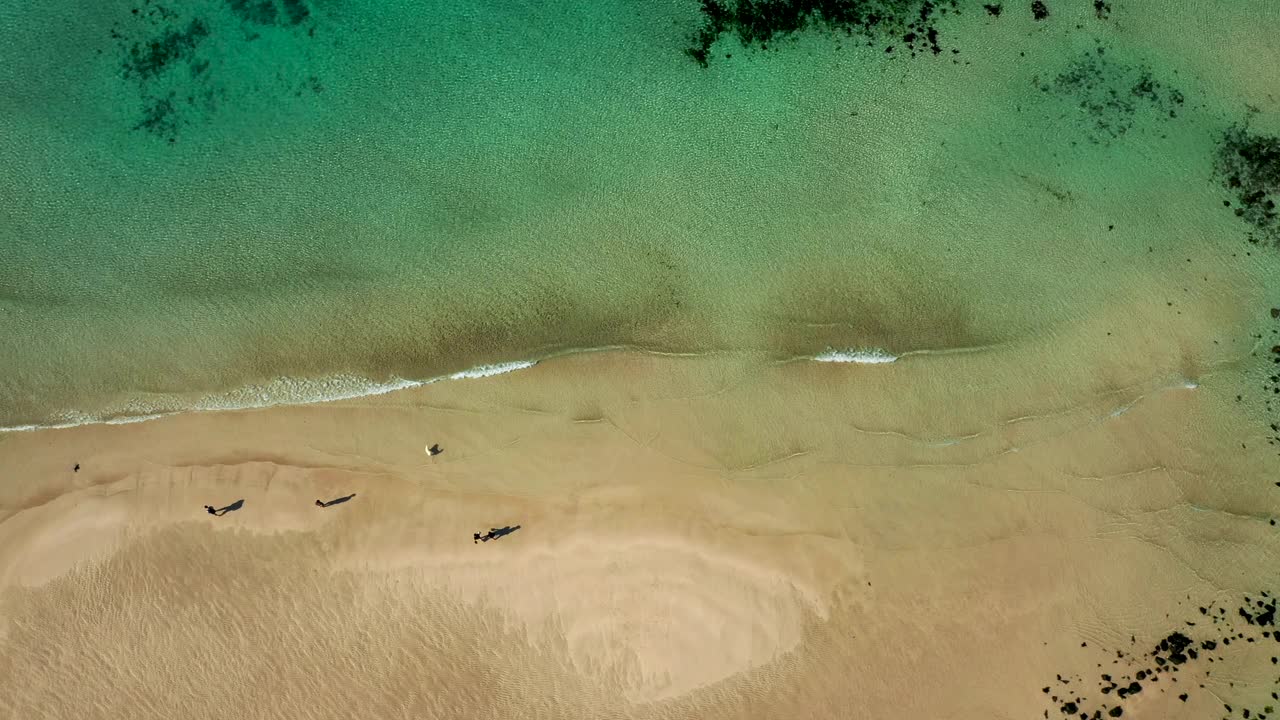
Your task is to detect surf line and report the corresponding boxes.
[812,348,899,364]
[0,358,543,434]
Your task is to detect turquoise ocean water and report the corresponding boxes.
[1,0,1278,428]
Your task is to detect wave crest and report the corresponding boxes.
[0,359,539,433]
[812,348,898,364]
[447,360,538,380]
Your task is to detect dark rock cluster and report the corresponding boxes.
[1215,121,1280,247]
[108,0,320,142]
[684,0,963,67]
[681,0,1133,66]
[1243,308,1280,457]
[1031,47,1185,143]
[1038,592,1280,720]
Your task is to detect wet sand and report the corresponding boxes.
[2,268,1278,719]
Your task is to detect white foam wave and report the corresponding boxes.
[0,409,173,433]
[0,359,539,434]
[812,348,898,364]
[193,374,428,413]
[446,360,538,380]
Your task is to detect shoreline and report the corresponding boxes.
[0,344,916,435]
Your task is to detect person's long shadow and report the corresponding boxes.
[474,525,522,543]
[205,499,244,517]
[315,493,357,508]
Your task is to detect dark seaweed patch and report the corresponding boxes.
[132,91,180,137]
[225,0,311,27]
[226,0,278,26]
[983,3,1002,15]
[122,18,209,81]
[281,0,311,26]
[110,0,320,141]
[1244,308,1280,453]
[1215,120,1280,247]
[685,0,961,67]
[1031,0,1049,20]
[1032,49,1185,144]
[1253,312,1280,452]
[1093,0,1111,19]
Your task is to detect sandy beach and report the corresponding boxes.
[3,268,1278,719]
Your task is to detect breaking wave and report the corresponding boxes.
[811,348,899,364]
[0,358,541,434]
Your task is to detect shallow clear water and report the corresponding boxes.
[1,0,1278,427]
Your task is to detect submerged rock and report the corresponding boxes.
[1215,121,1280,246]
[1032,49,1185,144]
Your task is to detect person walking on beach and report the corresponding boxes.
[204,500,244,516]
[316,493,357,508]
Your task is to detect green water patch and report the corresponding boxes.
[2,0,1278,428]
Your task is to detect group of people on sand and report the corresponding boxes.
[204,501,519,546]
[200,443,447,516]
[197,443,517,544]
[203,495,352,515]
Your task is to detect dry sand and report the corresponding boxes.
[2,268,1279,719]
